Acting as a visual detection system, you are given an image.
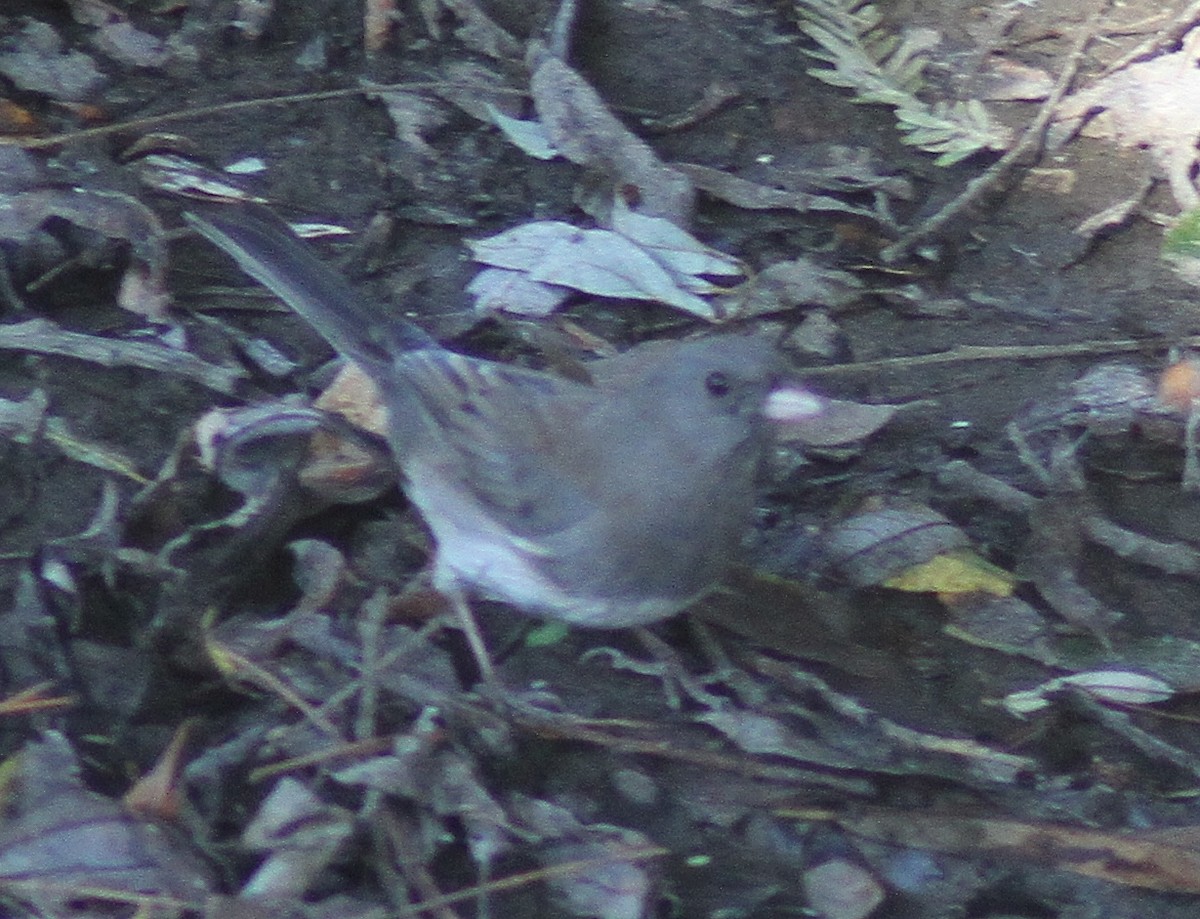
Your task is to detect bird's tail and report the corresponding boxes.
[184,202,437,369]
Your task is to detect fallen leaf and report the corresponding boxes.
[0,19,105,102]
[466,266,573,317]
[822,503,969,587]
[807,807,1200,894]
[1054,26,1200,210]
[803,859,884,919]
[775,397,899,447]
[468,219,734,319]
[882,548,1016,598]
[1004,670,1175,717]
[528,42,694,224]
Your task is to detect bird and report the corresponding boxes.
[184,202,823,682]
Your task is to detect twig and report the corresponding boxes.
[800,335,1192,376]
[0,82,524,151]
[1100,0,1200,75]
[388,844,671,918]
[0,318,244,394]
[881,0,1110,261]
[496,702,873,793]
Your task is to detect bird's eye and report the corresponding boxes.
[705,371,730,397]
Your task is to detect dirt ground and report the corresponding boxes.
[5,0,1200,917]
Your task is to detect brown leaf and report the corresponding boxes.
[124,720,196,821]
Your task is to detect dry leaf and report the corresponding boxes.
[0,19,105,102]
[882,548,1016,598]
[527,42,694,225]
[1004,670,1175,717]
[821,808,1200,894]
[314,363,388,436]
[468,219,739,320]
[803,859,884,919]
[0,187,171,318]
[467,266,573,317]
[729,256,864,316]
[1054,26,1200,210]
[822,503,969,586]
[241,778,355,897]
[774,397,899,447]
[0,732,214,913]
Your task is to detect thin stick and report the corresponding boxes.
[450,588,500,687]
[1099,0,1200,76]
[881,0,1109,262]
[2,82,523,150]
[800,335,1196,377]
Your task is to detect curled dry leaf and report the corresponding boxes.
[1053,24,1200,211]
[298,427,396,504]
[195,397,394,505]
[677,162,895,223]
[135,152,269,204]
[313,362,388,436]
[123,721,195,821]
[193,399,324,498]
[1060,670,1175,704]
[1157,355,1200,411]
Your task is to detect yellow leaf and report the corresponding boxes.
[882,549,1015,597]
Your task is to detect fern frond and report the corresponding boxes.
[795,0,1011,164]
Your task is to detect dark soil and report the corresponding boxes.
[4,1,1200,917]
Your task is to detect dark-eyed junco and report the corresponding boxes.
[184,203,822,677]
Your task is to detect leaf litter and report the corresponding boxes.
[10,1,1200,917]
